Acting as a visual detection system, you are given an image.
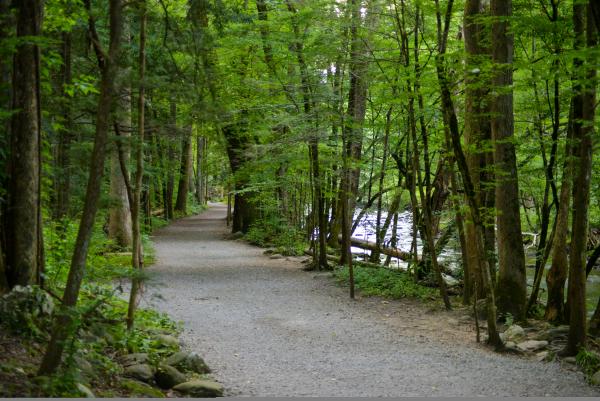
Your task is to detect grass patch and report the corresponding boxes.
[334,265,437,300]
[576,349,600,381]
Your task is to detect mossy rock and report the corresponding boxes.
[173,380,223,397]
[164,351,210,374]
[155,364,186,389]
[121,353,149,367]
[154,334,180,348]
[120,378,164,398]
[124,364,154,382]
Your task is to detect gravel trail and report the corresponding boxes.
[145,203,598,396]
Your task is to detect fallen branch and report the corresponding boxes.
[337,235,418,262]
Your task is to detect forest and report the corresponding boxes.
[1,0,600,397]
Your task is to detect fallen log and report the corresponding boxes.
[337,235,418,262]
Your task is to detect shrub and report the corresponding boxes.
[246,217,305,256]
[334,265,437,300]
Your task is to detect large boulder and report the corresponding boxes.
[164,351,210,374]
[516,340,548,352]
[124,364,154,383]
[173,380,223,397]
[500,324,525,342]
[154,364,186,389]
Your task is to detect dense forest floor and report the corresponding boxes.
[140,203,599,396]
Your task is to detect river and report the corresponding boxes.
[351,208,600,316]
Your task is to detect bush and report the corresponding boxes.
[0,285,55,339]
[246,217,305,256]
[576,349,600,378]
[334,265,437,300]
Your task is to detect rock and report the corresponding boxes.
[121,353,149,367]
[535,351,550,362]
[442,273,459,287]
[591,371,600,386]
[124,364,154,383]
[186,353,211,374]
[547,325,570,337]
[502,324,525,342]
[563,356,577,364]
[164,351,210,374]
[74,356,95,379]
[76,383,95,398]
[120,378,165,398]
[0,285,55,336]
[269,254,284,259]
[155,364,186,389]
[154,334,180,348]
[173,380,223,397]
[164,351,187,367]
[516,340,548,352]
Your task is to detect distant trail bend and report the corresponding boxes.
[144,203,598,396]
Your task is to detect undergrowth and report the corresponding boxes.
[334,265,437,300]
[576,349,600,381]
[1,212,183,397]
[245,216,306,256]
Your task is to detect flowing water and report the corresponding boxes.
[351,208,600,316]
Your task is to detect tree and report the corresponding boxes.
[563,0,596,356]
[463,0,494,303]
[38,0,124,374]
[491,0,527,322]
[4,0,44,289]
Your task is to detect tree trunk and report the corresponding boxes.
[286,0,328,269]
[223,119,257,233]
[370,106,392,263]
[39,0,123,375]
[564,2,596,355]
[545,102,574,324]
[5,0,44,288]
[175,125,193,214]
[54,31,73,220]
[435,0,502,348]
[165,100,177,220]
[491,0,527,321]
[108,20,133,247]
[463,0,493,302]
[196,136,205,204]
[126,1,146,330]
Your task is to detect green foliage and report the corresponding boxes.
[245,216,306,256]
[334,265,437,300]
[0,285,55,339]
[576,349,600,379]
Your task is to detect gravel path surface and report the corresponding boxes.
[144,203,598,396]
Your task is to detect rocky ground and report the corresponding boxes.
[140,203,600,397]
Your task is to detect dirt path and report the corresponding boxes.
[144,203,598,396]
